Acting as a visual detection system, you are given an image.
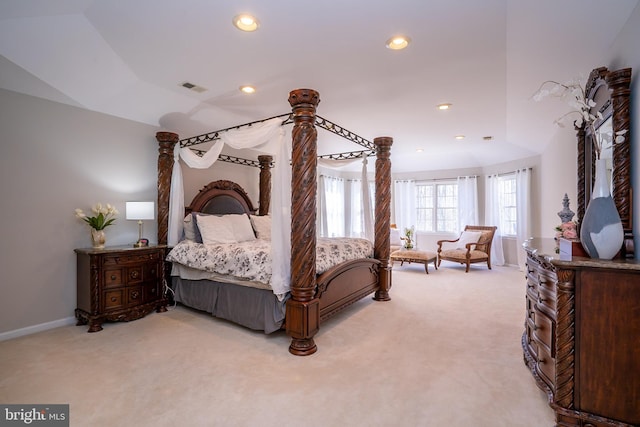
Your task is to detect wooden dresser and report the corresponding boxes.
[75,245,168,332]
[523,239,640,426]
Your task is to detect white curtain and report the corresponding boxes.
[394,180,416,232]
[515,168,532,270]
[457,175,478,232]
[361,157,374,241]
[485,175,506,267]
[317,175,345,237]
[167,117,291,295]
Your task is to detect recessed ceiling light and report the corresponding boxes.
[385,35,410,50]
[437,103,452,110]
[240,85,256,94]
[455,135,465,140]
[233,14,259,32]
[416,148,424,153]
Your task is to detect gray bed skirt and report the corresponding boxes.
[171,277,287,334]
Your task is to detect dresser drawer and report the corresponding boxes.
[535,344,555,390]
[537,270,557,293]
[536,286,556,317]
[533,310,555,357]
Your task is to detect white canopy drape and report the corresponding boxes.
[167,117,291,295]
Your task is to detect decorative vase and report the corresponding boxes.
[579,158,624,259]
[91,229,106,249]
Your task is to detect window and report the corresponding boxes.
[319,175,375,238]
[320,175,345,237]
[497,174,517,236]
[415,181,458,232]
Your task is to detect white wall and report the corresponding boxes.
[0,89,159,335]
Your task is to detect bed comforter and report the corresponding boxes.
[166,237,374,288]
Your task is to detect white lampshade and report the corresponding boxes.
[126,202,155,220]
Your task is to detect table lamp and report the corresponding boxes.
[126,201,155,247]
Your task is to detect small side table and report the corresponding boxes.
[391,248,438,274]
[75,245,168,332]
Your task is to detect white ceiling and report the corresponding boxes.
[0,0,637,172]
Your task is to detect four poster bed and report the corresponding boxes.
[155,89,393,355]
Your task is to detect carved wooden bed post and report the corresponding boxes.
[373,136,393,301]
[258,155,273,216]
[156,131,179,245]
[286,89,320,356]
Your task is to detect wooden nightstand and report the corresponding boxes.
[75,245,168,332]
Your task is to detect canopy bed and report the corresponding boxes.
[155,88,393,356]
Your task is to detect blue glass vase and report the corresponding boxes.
[579,158,624,259]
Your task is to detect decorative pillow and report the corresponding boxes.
[390,227,402,246]
[195,213,257,245]
[195,214,236,244]
[226,214,257,242]
[250,215,271,240]
[183,214,196,241]
[455,230,483,249]
[190,211,212,243]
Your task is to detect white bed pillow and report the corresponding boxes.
[183,214,196,241]
[390,228,402,246]
[227,214,257,242]
[195,213,256,244]
[250,215,271,240]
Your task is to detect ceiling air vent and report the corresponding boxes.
[180,82,207,93]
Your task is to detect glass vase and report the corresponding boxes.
[579,158,623,259]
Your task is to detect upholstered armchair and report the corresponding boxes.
[436,225,497,272]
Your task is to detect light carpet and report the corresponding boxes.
[0,262,554,426]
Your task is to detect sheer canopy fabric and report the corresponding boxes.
[167,118,291,295]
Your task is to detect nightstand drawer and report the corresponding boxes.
[104,269,123,288]
[144,282,161,303]
[127,286,143,305]
[103,251,162,267]
[126,266,144,284]
[104,289,125,311]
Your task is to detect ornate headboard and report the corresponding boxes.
[186,180,257,216]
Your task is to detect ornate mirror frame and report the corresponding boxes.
[576,66,633,258]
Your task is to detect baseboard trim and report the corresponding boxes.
[0,316,76,342]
